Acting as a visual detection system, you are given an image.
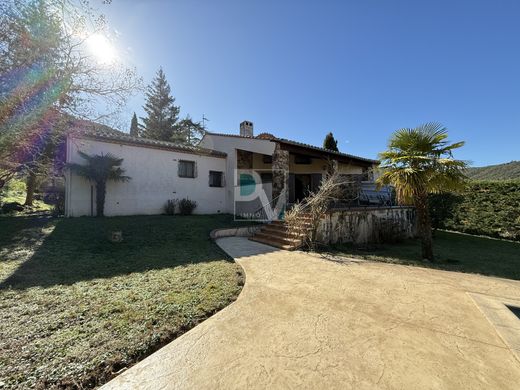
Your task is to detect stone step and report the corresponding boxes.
[261,223,309,235]
[270,220,313,228]
[252,232,303,246]
[248,235,301,251]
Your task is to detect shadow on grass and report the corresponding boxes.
[0,215,54,261]
[1,214,240,290]
[330,230,520,281]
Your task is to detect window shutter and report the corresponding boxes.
[193,161,198,178]
[178,161,182,177]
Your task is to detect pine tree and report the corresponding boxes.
[140,68,181,142]
[175,115,205,144]
[323,132,339,151]
[129,112,139,137]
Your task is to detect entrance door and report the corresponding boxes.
[294,174,311,203]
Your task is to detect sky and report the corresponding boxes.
[99,0,520,166]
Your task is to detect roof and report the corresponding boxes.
[274,138,378,164]
[71,122,227,158]
[204,131,378,164]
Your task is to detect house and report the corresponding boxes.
[64,121,379,217]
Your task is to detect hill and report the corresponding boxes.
[466,161,520,181]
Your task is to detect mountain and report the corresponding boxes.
[466,161,520,181]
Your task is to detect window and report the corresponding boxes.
[294,154,312,164]
[209,171,224,187]
[260,172,272,183]
[262,154,273,164]
[178,160,196,178]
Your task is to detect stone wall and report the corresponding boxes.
[272,143,289,204]
[236,149,253,169]
[316,207,417,245]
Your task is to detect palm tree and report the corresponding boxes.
[377,123,467,260]
[68,152,130,217]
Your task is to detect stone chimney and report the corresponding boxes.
[240,120,253,137]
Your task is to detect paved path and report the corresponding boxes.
[103,237,520,389]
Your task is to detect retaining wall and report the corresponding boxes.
[316,207,417,245]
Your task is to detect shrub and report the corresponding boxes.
[52,193,65,216]
[164,199,177,215]
[178,198,197,215]
[429,181,520,241]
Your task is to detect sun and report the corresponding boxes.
[86,33,117,64]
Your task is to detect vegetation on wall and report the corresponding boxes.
[429,180,520,241]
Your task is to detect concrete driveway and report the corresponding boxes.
[103,237,520,389]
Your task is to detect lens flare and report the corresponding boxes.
[86,33,117,64]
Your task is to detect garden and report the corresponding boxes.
[0,214,245,389]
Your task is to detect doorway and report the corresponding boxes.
[294,174,311,203]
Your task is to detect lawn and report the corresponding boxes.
[0,178,52,214]
[0,214,246,389]
[330,230,520,280]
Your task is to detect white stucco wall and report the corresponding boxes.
[65,137,227,216]
[199,134,275,213]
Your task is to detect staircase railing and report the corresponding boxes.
[250,191,286,222]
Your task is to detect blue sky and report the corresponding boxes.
[102,0,520,166]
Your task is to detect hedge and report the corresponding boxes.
[429,181,520,241]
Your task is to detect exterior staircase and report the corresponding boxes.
[249,214,313,250]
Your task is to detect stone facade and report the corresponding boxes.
[271,143,289,204]
[236,149,253,169]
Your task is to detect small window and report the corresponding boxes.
[209,171,224,187]
[294,154,312,164]
[262,155,273,164]
[179,160,196,178]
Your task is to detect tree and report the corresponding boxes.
[175,115,205,144]
[140,68,204,144]
[67,151,130,217]
[140,68,180,142]
[130,112,139,137]
[377,123,467,260]
[323,132,339,151]
[0,0,141,189]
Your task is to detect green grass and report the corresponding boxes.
[331,230,520,280]
[0,178,52,214]
[0,214,246,389]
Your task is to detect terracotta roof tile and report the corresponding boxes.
[73,123,227,158]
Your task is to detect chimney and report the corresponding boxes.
[240,120,253,137]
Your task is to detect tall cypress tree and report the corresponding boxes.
[140,68,180,142]
[323,132,339,151]
[129,112,139,137]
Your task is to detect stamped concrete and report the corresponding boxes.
[103,237,520,389]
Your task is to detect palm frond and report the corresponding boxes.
[378,123,466,204]
[66,152,131,184]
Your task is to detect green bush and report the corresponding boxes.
[51,192,65,216]
[178,198,197,215]
[429,181,520,241]
[164,199,177,215]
